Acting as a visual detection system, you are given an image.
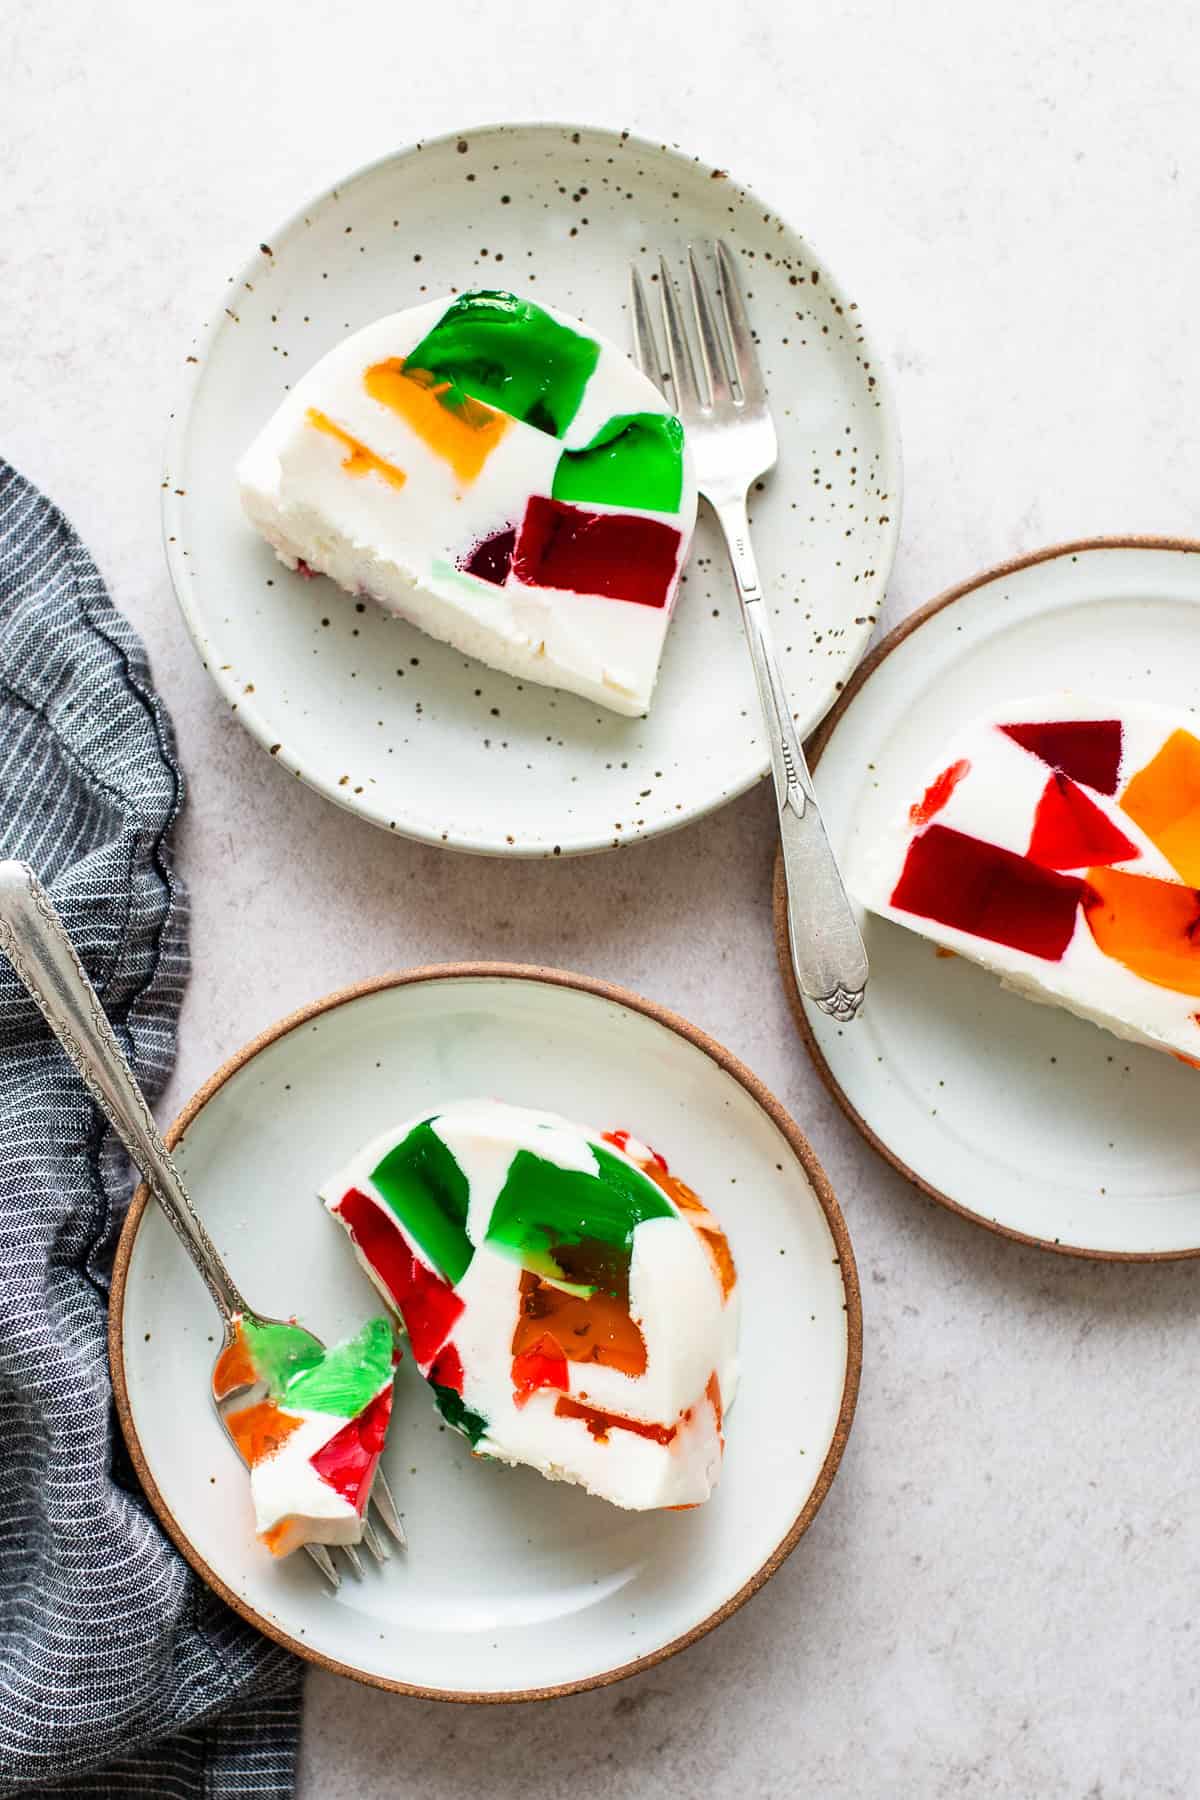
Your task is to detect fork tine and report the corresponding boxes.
[361,1516,390,1563]
[304,1542,340,1589]
[657,256,702,414]
[629,267,665,391]
[687,246,735,406]
[339,1541,366,1580]
[714,239,767,408]
[370,1469,407,1547]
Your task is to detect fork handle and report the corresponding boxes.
[0,860,247,1320]
[709,499,869,1022]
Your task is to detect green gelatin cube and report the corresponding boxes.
[552,413,684,513]
[485,1144,673,1296]
[371,1119,474,1285]
[403,291,599,438]
[284,1317,396,1417]
[240,1316,324,1398]
[432,1381,488,1446]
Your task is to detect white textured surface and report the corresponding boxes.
[5,0,1200,1793]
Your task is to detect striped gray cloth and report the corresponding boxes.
[0,463,303,1796]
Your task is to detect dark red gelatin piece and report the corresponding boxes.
[511,496,680,608]
[310,1385,393,1513]
[1027,773,1140,870]
[428,1341,464,1395]
[460,525,516,586]
[334,1187,464,1367]
[999,719,1123,795]
[891,824,1084,960]
[909,758,971,827]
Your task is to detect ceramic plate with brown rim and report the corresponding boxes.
[163,120,900,856]
[774,538,1200,1259]
[111,966,859,1698]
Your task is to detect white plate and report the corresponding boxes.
[111,968,859,1698]
[776,538,1200,1259]
[164,121,900,856]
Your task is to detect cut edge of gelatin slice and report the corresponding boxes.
[333,1185,464,1367]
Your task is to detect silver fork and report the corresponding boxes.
[0,860,405,1589]
[631,242,869,1022]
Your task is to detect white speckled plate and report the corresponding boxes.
[774,539,1200,1258]
[164,122,900,855]
[111,967,860,1699]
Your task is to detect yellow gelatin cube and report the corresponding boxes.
[364,358,509,485]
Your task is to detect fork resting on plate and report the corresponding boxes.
[631,242,869,1022]
[0,860,404,1589]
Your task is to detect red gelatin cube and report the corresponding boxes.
[310,1386,393,1513]
[891,824,1084,960]
[511,1334,570,1407]
[334,1187,464,1367]
[511,496,680,608]
[999,719,1123,795]
[1027,773,1140,870]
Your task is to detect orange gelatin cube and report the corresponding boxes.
[511,1269,647,1377]
[211,1326,257,1400]
[261,1514,308,1558]
[1082,865,1200,995]
[224,1399,303,1468]
[1120,729,1200,885]
[364,358,509,484]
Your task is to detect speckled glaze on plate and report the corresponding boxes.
[110,966,860,1699]
[164,122,900,855]
[773,538,1200,1259]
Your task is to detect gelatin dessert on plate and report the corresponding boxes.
[212,1313,398,1557]
[320,1099,739,1510]
[852,694,1200,1059]
[238,290,696,716]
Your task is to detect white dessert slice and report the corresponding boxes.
[851,694,1200,1059]
[320,1099,739,1512]
[238,290,697,716]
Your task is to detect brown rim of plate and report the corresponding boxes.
[773,533,1200,1264]
[109,961,863,1703]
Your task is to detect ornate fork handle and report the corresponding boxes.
[0,861,246,1320]
[709,499,869,1022]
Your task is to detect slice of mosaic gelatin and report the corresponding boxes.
[850,694,1200,1059]
[237,289,696,717]
[214,1314,399,1557]
[320,1098,740,1510]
